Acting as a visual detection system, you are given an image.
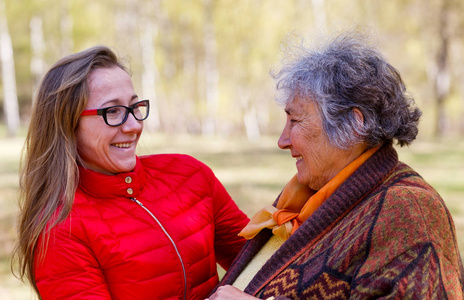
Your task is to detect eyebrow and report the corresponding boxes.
[285,107,294,115]
[100,95,139,107]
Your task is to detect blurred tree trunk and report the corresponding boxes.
[202,0,219,135]
[311,0,327,30]
[0,0,20,137]
[114,0,139,62]
[60,0,73,55]
[238,44,260,140]
[434,0,451,137]
[241,88,260,140]
[140,21,160,132]
[30,16,46,103]
[139,0,160,132]
[180,16,199,133]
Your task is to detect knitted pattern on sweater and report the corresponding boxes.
[216,144,464,299]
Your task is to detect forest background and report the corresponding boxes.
[0,0,464,299]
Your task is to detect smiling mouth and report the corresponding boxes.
[112,143,132,149]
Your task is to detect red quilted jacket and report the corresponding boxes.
[35,154,249,300]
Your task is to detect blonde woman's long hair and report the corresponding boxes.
[12,46,126,297]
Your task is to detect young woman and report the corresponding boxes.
[13,46,248,300]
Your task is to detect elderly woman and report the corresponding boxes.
[13,46,248,300]
[209,31,464,299]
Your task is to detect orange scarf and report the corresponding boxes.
[239,146,379,240]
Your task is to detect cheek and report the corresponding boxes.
[76,121,111,155]
[75,126,87,152]
[298,131,329,165]
[77,134,95,161]
[294,126,318,150]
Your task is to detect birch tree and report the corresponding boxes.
[311,0,327,31]
[139,0,161,131]
[0,0,20,137]
[30,16,46,103]
[60,0,73,55]
[434,0,451,137]
[202,0,219,135]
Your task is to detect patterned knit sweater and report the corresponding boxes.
[215,143,464,299]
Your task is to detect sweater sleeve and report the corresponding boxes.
[352,185,464,299]
[35,218,112,300]
[205,166,249,270]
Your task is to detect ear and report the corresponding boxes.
[351,108,366,143]
[352,108,364,126]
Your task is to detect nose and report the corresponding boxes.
[278,122,290,149]
[121,112,143,133]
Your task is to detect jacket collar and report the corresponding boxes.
[78,156,146,199]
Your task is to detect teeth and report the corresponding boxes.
[296,156,303,161]
[113,143,132,148]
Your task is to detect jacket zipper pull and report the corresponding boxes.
[130,197,143,206]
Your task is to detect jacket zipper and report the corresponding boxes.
[130,197,187,300]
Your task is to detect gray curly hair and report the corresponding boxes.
[272,30,422,149]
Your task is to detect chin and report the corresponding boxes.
[297,174,321,190]
[117,161,136,173]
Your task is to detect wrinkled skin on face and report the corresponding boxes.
[278,97,367,190]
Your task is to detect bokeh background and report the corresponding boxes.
[0,0,463,298]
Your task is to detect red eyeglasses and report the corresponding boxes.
[80,100,150,126]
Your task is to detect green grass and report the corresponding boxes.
[1,133,464,299]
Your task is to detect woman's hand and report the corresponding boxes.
[207,285,260,300]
